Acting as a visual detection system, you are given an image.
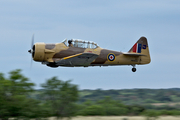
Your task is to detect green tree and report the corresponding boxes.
[80,105,105,116]
[78,96,130,116]
[0,69,43,119]
[96,96,127,115]
[141,110,159,120]
[41,77,78,119]
[0,73,11,119]
[127,105,145,115]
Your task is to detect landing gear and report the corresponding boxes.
[132,68,136,72]
[132,65,136,72]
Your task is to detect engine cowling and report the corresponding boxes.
[33,43,45,62]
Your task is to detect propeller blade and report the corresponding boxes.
[30,56,33,69]
[29,34,35,69]
[31,34,34,48]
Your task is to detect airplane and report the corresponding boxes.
[28,36,151,72]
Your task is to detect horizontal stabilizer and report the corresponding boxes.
[123,52,146,56]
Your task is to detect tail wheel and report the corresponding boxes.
[132,65,136,72]
[132,68,136,72]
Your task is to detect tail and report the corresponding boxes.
[128,37,151,64]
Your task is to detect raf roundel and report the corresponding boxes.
[107,53,116,61]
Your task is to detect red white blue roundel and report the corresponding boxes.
[107,53,116,61]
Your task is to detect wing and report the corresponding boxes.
[55,52,99,67]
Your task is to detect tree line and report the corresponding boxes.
[0,69,180,120]
[78,88,180,105]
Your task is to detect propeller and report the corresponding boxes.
[28,34,35,68]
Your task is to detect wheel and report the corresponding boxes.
[132,68,136,72]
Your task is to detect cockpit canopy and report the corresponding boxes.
[62,39,99,49]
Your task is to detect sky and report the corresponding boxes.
[0,0,180,90]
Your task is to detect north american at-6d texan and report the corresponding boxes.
[28,36,151,72]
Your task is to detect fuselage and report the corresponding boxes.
[32,42,149,67]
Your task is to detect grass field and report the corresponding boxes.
[151,102,180,107]
[49,116,180,120]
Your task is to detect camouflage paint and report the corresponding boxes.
[30,37,151,68]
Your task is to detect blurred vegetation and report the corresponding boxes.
[1,69,180,119]
[0,69,78,119]
[41,77,78,119]
[79,88,180,104]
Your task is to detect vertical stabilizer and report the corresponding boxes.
[128,37,151,64]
